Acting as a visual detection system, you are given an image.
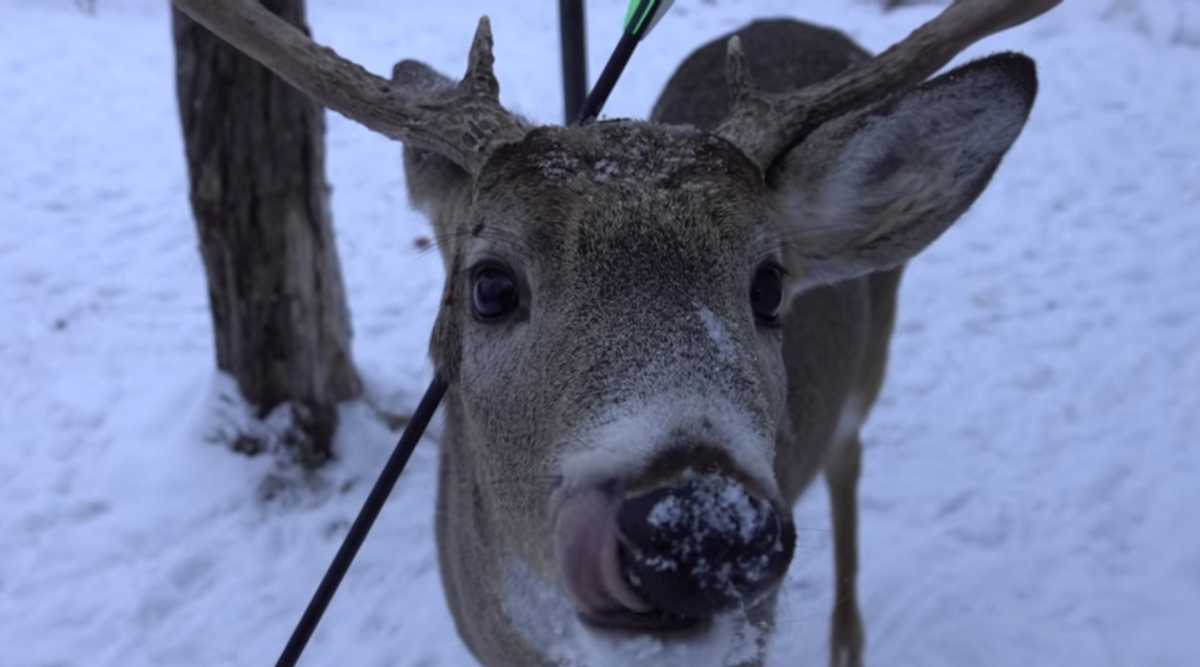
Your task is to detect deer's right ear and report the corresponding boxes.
[771,53,1037,289]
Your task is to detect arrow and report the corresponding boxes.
[576,0,675,125]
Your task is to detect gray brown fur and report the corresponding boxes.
[651,20,895,507]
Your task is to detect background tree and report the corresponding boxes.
[172,0,362,465]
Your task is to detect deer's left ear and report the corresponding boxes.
[772,52,1037,289]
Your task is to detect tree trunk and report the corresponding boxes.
[172,0,361,466]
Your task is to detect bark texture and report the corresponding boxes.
[172,0,361,465]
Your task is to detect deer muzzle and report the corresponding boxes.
[555,468,794,631]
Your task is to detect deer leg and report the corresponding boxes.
[825,435,864,667]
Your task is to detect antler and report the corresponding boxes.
[171,0,525,175]
[717,0,1062,169]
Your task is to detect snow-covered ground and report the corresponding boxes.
[2,0,1198,665]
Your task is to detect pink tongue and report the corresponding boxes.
[555,489,652,614]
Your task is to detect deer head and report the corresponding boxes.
[172,1,1057,664]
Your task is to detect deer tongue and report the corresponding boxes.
[555,489,652,616]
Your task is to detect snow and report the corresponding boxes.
[647,474,767,548]
[640,473,778,599]
[1,1,1198,666]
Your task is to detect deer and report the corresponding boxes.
[171,1,1060,665]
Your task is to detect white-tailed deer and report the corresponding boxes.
[172,1,1059,664]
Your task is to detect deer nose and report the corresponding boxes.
[616,473,795,619]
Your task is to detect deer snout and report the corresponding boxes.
[617,474,795,619]
[555,464,794,632]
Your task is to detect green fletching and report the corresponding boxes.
[623,0,671,38]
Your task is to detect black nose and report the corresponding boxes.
[615,474,795,619]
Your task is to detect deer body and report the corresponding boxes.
[169,1,1058,664]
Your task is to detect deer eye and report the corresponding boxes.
[750,263,784,325]
[471,264,519,321]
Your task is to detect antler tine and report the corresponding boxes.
[171,0,524,175]
[463,17,502,98]
[717,0,1062,170]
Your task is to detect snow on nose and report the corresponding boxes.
[616,473,795,618]
[554,474,794,631]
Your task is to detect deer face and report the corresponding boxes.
[428,123,797,639]
[419,50,1036,661]
[424,47,1038,641]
